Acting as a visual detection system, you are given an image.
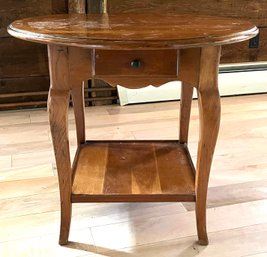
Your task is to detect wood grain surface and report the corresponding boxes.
[1,0,266,111]
[0,75,50,110]
[5,2,260,247]
[48,45,72,245]
[0,0,68,110]
[8,14,258,49]
[221,28,267,62]
[1,94,267,256]
[2,0,265,111]
[95,50,178,76]
[68,0,86,13]
[0,38,48,78]
[195,46,221,245]
[107,0,267,27]
[72,141,196,202]
[179,83,194,144]
[0,0,67,37]
[87,0,106,13]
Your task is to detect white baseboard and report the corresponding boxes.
[118,70,267,106]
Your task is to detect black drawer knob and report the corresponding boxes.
[130,59,141,68]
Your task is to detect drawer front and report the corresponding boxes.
[95,50,178,77]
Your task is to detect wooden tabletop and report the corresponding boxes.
[8,14,258,49]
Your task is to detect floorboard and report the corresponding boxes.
[0,94,266,256]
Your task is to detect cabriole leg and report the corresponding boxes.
[48,45,72,245]
[195,46,221,245]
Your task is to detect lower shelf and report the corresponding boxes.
[72,141,196,202]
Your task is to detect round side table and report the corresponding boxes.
[8,13,258,246]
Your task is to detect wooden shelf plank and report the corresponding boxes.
[72,141,196,202]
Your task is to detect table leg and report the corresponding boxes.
[195,46,221,245]
[179,83,194,144]
[48,45,72,245]
[71,82,86,144]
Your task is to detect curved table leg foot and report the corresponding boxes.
[58,192,71,245]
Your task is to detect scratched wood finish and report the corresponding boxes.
[72,141,196,202]
[106,0,267,63]
[8,14,258,49]
[107,0,267,27]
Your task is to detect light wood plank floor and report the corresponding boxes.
[0,94,267,257]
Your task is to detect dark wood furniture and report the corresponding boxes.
[8,12,257,246]
[1,0,266,110]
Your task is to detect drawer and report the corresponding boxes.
[95,50,178,77]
